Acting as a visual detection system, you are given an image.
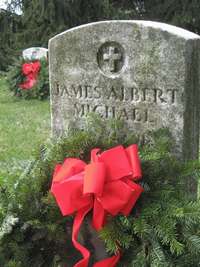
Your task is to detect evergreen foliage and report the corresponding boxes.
[0,116,200,266]
[7,58,49,100]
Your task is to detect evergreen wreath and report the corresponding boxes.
[0,116,200,267]
[7,57,49,100]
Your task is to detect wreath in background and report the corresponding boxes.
[7,57,49,100]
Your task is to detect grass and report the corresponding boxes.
[0,76,50,175]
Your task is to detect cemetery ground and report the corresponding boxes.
[0,75,50,177]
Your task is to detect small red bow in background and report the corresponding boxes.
[51,144,143,267]
[19,61,41,89]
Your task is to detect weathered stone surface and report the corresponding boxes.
[23,47,48,60]
[49,20,200,159]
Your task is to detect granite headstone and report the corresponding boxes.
[49,21,200,159]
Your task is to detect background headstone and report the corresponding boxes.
[49,21,200,160]
[23,47,48,60]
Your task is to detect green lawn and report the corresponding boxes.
[0,76,51,174]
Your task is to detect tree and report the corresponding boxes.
[0,8,21,70]
[143,0,200,33]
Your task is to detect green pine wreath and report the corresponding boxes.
[0,116,200,267]
[7,57,49,100]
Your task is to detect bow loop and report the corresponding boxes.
[22,63,34,75]
[97,180,133,216]
[98,145,132,181]
[53,158,86,182]
[84,162,106,196]
[91,148,101,163]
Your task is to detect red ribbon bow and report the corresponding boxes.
[19,61,41,89]
[51,144,143,267]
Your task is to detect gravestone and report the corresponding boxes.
[49,21,200,160]
[23,47,48,60]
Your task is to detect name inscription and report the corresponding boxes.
[53,83,178,104]
[53,83,180,124]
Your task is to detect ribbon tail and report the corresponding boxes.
[19,75,37,89]
[72,204,92,267]
[126,144,142,180]
[93,252,120,267]
[92,199,106,231]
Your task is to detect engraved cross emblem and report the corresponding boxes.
[103,46,122,72]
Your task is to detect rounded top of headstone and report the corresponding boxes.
[49,20,200,43]
[22,47,48,60]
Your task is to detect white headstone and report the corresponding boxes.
[22,47,48,60]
